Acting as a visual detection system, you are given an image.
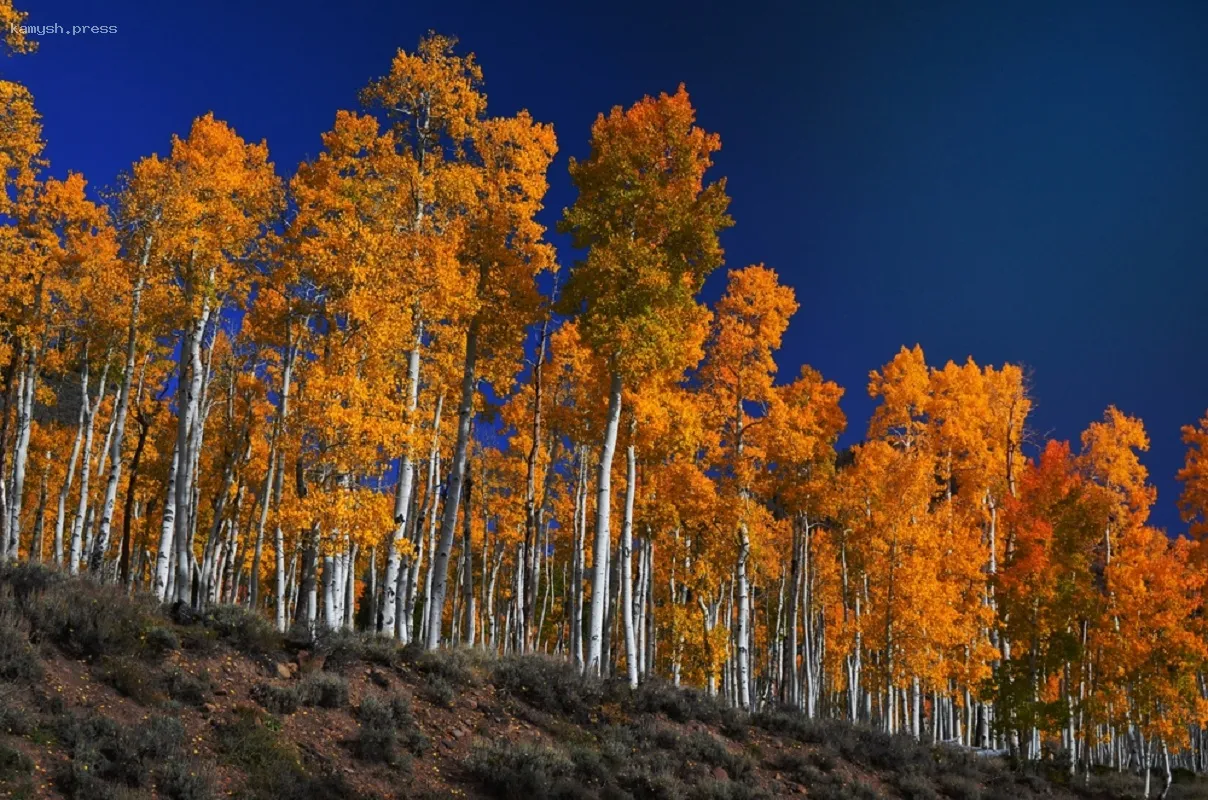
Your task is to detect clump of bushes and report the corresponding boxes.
[299,671,348,708]
[353,693,428,766]
[52,711,188,798]
[0,561,60,605]
[216,708,359,800]
[251,682,301,715]
[144,625,181,659]
[216,709,307,798]
[164,667,212,708]
[421,674,455,707]
[0,690,36,735]
[409,645,483,687]
[359,636,403,668]
[467,739,579,800]
[312,628,401,671]
[25,579,158,661]
[628,677,746,738]
[203,605,281,656]
[0,741,34,780]
[494,655,602,721]
[98,655,161,704]
[0,606,41,681]
[675,729,754,780]
[154,758,216,800]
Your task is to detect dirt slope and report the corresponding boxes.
[0,564,1201,800]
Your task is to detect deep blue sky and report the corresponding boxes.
[10,0,1207,532]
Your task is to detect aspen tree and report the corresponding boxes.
[559,86,731,675]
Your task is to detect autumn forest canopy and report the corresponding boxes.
[4,6,1208,787]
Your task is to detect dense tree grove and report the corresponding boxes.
[3,22,1208,791]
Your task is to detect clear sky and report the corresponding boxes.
[10,0,1207,533]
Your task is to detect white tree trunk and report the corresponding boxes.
[736,526,752,709]
[586,370,623,676]
[3,349,36,560]
[620,437,638,688]
[69,359,109,575]
[173,304,211,603]
[383,332,422,636]
[425,318,479,649]
[90,275,145,574]
[154,448,180,600]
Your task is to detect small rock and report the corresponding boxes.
[441,738,456,751]
[711,767,729,782]
[202,702,217,714]
[213,688,229,696]
[452,728,465,739]
[275,663,292,680]
[466,698,478,710]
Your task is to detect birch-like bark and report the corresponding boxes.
[3,347,36,560]
[172,300,212,603]
[90,272,146,574]
[154,449,180,600]
[69,358,110,575]
[586,369,623,675]
[786,522,801,709]
[620,431,638,688]
[571,446,587,668]
[85,381,121,560]
[405,394,443,639]
[521,318,549,650]
[419,448,442,643]
[735,537,752,708]
[0,347,19,559]
[273,457,288,628]
[262,319,298,623]
[425,315,480,649]
[383,325,422,636]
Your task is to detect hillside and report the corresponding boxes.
[0,565,1200,800]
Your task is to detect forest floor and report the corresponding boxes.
[0,563,1203,800]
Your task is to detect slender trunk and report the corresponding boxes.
[407,394,444,639]
[736,521,752,709]
[419,449,442,643]
[462,472,475,646]
[91,277,146,574]
[425,316,479,649]
[250,455,274,609]
[69,358,110,575]
[118,410,149,586]
[586,369,623,675]
[621,430,638,688]
[383,325,422,635]
[3,346,36,559]
[154,449,179,600]
[0,345,20,558]
[29,467,48,562]
[173,302,211,603]
[521,318,549,651]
